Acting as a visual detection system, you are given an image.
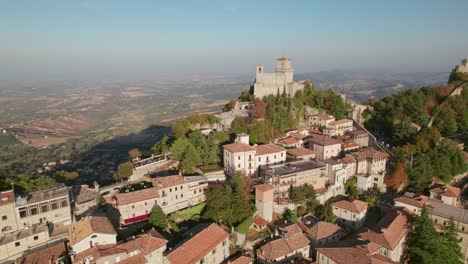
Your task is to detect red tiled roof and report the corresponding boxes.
[0,190,14,206]
[298,221,342,240]
[430,184,461,197]
[359,207,414,250]
[351,147,388,161]
[73,244,126,263]
[289,132,308,140]
[287,147,315,157]
[342,142,360,150]
[280,137,299,145]
[339,155,356,164]
[253,215,268,226]
[17,242,68,264]
[166,224,229,264]
[315,113,335,121]
[223,142,255,153]
[255,143,286,155]
[349,130,368,136]
[333,199,368,214]
[152,175,187,189]
[329,119,353,125]
[394,195,428,208]
[317,241,397,264]
[255,184,275,192]
[307,134,342,146]
[120,234,167,255]
[257,224,310,261]
[69,216,116,246]
[114,187,159,206]
[230,255,254,264]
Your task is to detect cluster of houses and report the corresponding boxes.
[0,110,466,264]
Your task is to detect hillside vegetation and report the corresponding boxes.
[365,78,467,192]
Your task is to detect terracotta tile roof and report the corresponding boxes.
[329,119,353,125]
[394,195,428,208]
[307,134,342,146]
[351,147,388,161]
[17,242,68,264]
[257,224,310,261]
[253,215,268,226]
[287,147,315,157]
[120,234,168,255]
[74,244,126,263]
[230,255,254,264]
[255,143,286,155]
[255,184,275,192]
[114,187,159,206]
[22,185,69,205]
[0,223,48,245]
[0,190,14,205]
[430,184,461,197]
[165,223,229,264]
[68,216,116,246]
[152,175,188,189]
[358,207,414,250]
[333,199,368,214]
[289,132,308,140]
[317,239,398,264]
[315,113,335,121]
[223,142,255,153]
[118,253,146,264]
[280,137,299,145]
[339,154,356,164]
[298,221,342,240]
[342,142,360,150]
[349,130,368,136]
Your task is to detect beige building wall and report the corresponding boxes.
[0,202,19,233]
[71,233,117,254]
[145,245,166,264]
[256,187,274,222]
[0,227,49,262]
[257,245,310,264]
[332,206,366,231]
[312,143,341,160]
[224,149,256,176]
[16,196,71,228]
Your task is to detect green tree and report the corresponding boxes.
[344,178,359,199]
[441,219,464,264]
[152,135,171,155]
[407,207,446,264]
[148,206,168,230]
[283,208,298,223]
[316,201,337,223]
[171,119,191,139]
[114,161,133,181]
[180,143,201,174]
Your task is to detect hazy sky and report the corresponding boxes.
[1,0,468,80]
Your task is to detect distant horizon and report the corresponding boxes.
[1,0,467,81]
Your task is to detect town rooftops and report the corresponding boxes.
[253,215,268,226]
[119,233,168,255]
[255,143,286,155]
[329,119,353,126]
[118,253,146,264]
[268,160,326,177]
[339,154,356,164]
[358,207,414,250]
[321,159,341,166]
[0,190,14,206]
[68,216,116,246]
[427,199,468,224]
[317,239,397,264]
[333,199,368,214]
[72,184,99,205]
[279,137,299,145]
[287,147,316,158]
[257,224,310,261]
[114,187,159,206]
[223,142,256,153]
[351,147,388,160]
[289,132,309,140]
[430,184,461,198]
[255,183,275,192]
[17,241,68,264]
[394,195,428,208]
[152,175,188,189]
[0,223,48,246]
[165,223,229,264]
[342,142,361,150]
[348,129,368,137]
[298,220,343,241]
[307,134,342,146]
[230,255,254,264]
[15,185,69,206]
[73,244,126,263]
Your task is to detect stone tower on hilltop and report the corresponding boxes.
[454,58,468,74]
[253,57,305,98]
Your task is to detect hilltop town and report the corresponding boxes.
[0,57,466,264]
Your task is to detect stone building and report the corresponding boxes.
[0,190,19,233]
[454,58,468,74]
[253,57,305,98]
[264,160,328,200]
[15,186,71,230]
[164,223,229,264]
[71,183,100,219]
[223,134,286,177]
[307,134,342,160]
[255,184,274,222]
[68,216,117,255]
[429,184,461,207]
[0,223,50,263]
[323,119,354,137]
[332,198,368,231]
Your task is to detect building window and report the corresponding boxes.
[30,206,38,215]
[34,235,38,240]
[19,207,27,218]
[170,188,172,192]
[176,195,178,199]
[175,187,178,191]
[194,190,196,194]
[51,202,58,210]
[212,248,217,254]
[2,216,7,221]
[61,200,68,207]
[181,186,183,190]
[181,194,184,198]
[145,202,147,206]
[40,203,48,213]
[132,205,135,209]
[91,235,97,238]
[15,242,20,247]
